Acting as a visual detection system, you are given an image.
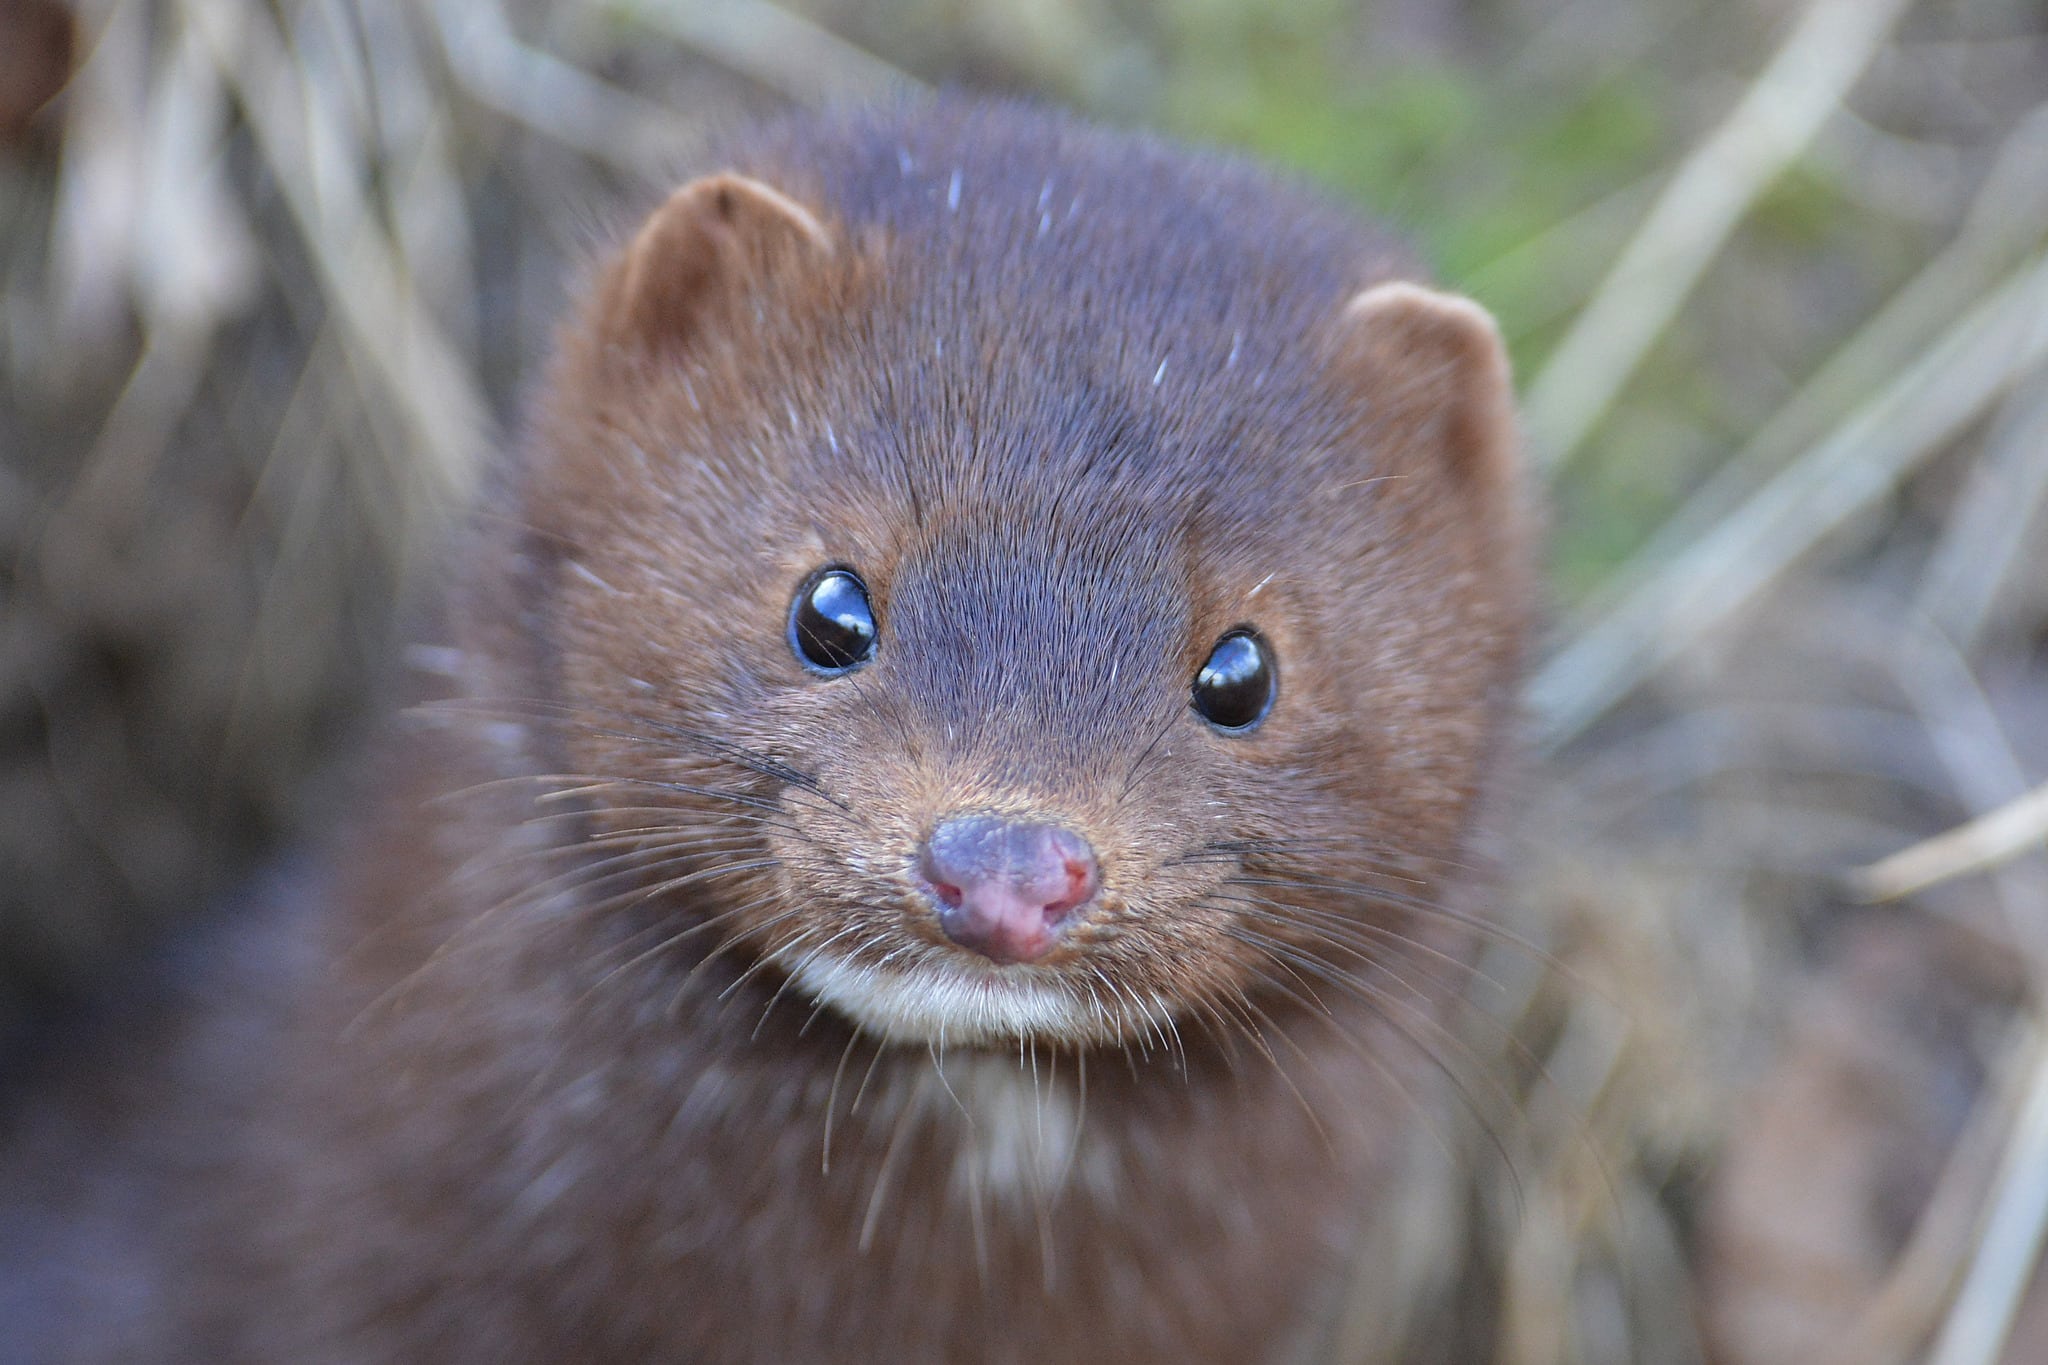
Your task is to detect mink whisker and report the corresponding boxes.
[720,923,834,1008]
[698,923,817,1027]
[566,832,764,863]
[1218,898,1563,1100]
[1224,925,1526,1207]
[473,840,775,922]
[822,1024,874,1174]
[866,941,920,974]
[1115,708,1184,804]
[1224,873,1554,968]
[834,656,923,761]
[1226,993,1335,1155]
[433,772,805,840]
[561,864,785,936]
[537,774,791,817]
[1232,901,1615,1205]
[1168,991,1253,1088]
[576,894,802,1006]
[858,1080,923,1253]
[515,855,773,942]
[1030,1042,1061,1293]
[1081,963,1166,1063]
[444,830,761,916]
[341,848,754,1036]
[927,1040,968,1120]
[425,695,844,806]
[848,1025,894,1116]
[1214,894,1500,999]
[508,803,777,833]
[752,923,872,1038]
[1177,830,1491,885]
[671,903,814,1002]
[377,821,784,1025]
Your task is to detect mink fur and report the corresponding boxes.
[2,99,1529,1364]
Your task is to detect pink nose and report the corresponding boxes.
[916,816,1099,965]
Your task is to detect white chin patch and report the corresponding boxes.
[782,948,1161,1048]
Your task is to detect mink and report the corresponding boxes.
[1,98,1530,1364]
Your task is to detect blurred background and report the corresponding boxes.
[4,0,2047,1360]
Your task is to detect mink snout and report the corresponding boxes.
[915,815,1100,964]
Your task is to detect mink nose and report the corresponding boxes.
[916,816,1099,965]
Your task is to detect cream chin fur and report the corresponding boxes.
[782,947,1167,1049]
[933,1052,1099,1205]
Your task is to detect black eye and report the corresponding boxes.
[1192,629,1276,732]
[789,568,878,674]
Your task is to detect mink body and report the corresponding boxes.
[3,100,1528,1363]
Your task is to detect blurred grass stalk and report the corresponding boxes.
[1855,781,2048,903]
[1484,0,2048,1360]
[1523,0,1915,474]
[1531,248,2048,751]
[182,0,485,532]
[1929,1027,2048,1365]
[603,0,917,104]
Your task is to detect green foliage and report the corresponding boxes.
[1139,8,1683,592]
[1148,16,1666,337]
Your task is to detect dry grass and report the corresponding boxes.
[4,1,2047,1361]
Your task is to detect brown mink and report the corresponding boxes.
[2,99,1529,1364]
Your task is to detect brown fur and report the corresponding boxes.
[5,99,1529,1364]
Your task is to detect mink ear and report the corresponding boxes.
[1335,281,1519,501]
[603,172,834,353]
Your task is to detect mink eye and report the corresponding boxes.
[1192,629,1276,732]
[789,568,878,675]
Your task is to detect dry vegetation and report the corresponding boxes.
[4,0,2047,1361]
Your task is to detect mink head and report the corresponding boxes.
[481,103,1527,1052]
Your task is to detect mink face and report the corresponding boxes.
[1,102,1527,1365]
[482,103,1524,1059]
